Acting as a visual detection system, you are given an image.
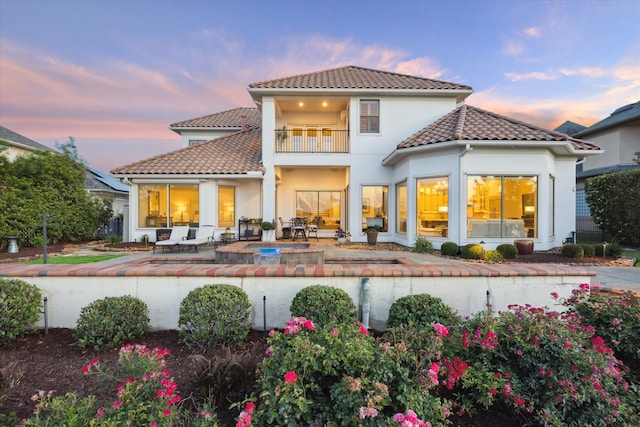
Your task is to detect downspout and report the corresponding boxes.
[458,144,472,248]
[361,277,371,330]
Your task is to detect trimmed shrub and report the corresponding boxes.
[74,295,149,350]
[414,236,434,253]
[386,293,458,330]
[483,250,503,263]
[440,241,459,256]
[561,243,584,258]
[580,244,595,257]
[496,243,518,259]
[179,284,251,348]
[594,242,623,258]
[461,243,483,260]
[290,285,357,325]
[0,278,42,345]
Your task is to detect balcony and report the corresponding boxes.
[275,129,349,153]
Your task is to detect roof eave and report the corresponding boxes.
[168,125,243,133]
[574,115,640,137]
[110,172,264,180]
[248,87,473,104]
[382,140,603,166]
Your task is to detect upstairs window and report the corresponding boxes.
[360,100,379,133]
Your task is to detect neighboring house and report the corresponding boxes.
[111,65,601,250]
[0,125,129,216]
[556,102,640,237]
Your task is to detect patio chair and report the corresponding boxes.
[279,217,292,239]
[291,217,307,241]
[153,226,190,253]
[178,225,216,252]
[306,216,321,240]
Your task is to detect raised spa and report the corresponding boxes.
[215,241,324,264]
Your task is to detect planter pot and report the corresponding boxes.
[262,229,276,242]
[514,239,534,255]
[366,232,378,245]
[337,237,347,245]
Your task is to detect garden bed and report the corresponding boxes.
[1,328,521,426]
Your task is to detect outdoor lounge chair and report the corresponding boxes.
[178,225,216,252]
[153,225,190,253]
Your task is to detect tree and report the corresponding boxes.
[55,136,87,165]
[585,169,640,245]
[0,151,109,246]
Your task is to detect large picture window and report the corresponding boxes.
[218,186,235,228]
[138,184,199,228]
[360,99,379,133]
[296,191,341,230]
[467,176,537,238]
[361,185,388,232]
[416,177,449,238]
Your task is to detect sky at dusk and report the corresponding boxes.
[1,0,639,172]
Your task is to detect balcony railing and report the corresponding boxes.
[275,129,349,153]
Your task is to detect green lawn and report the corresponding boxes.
[22,254,127,264]
[622,248,640,266]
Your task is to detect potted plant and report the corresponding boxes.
[334,228,350,245]
[276,126,288,145]
[365,226,380,245]
[261,219,276,242]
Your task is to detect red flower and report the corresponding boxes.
[284,371,298,383]
[360,325,368,335]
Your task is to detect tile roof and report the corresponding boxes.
[248,65,473,91]
[574,101,640,137]
[396,104,601,151]
[110,127,263,175]
[169,107,261,129]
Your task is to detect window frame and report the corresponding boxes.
[359,99,380,133]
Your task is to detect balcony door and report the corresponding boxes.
[291,127,333,152]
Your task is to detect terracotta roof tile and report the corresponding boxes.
[249,65,472,91]
[397,104,601,151]
[169,107,260,129]
[111,127,263,175]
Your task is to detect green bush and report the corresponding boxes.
[592,242,623,258]
[386,293,458,330]
[496,243,518,259]
[179,284,251,348]
[73,295,150,350]
[483,250,503,263]
[561,243,584,258]
[580,244,595,257]
[585,169,640,245]
[440,241,459,256]
[461,243,483,259]
[414,236,434,253]
[0,278,42,345]
[290,285,357,325]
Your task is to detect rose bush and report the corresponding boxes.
[444,291,640,426]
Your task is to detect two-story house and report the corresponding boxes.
[111,65,601,250]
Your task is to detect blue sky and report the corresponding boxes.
[1,0,638,172]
